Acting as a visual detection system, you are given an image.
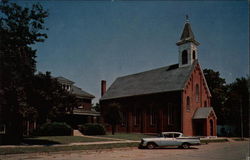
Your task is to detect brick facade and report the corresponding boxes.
[101,63,217,136]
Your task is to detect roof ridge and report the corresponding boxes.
[116,63,182,79]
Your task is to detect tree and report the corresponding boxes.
[225,77,249,137]
[29,72,77,124]
[0,0,48,144]
[93,103,100,112]
[203,69,228,125]
[103,103,122,135]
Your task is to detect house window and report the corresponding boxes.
[192,50,196,60]
[133,109,139,126]
[186,96,190,111]
[150,108,156,126]
[182,50,188,64]
[121,112,127,126]
[195,84,200,102]
[204,101,207,107]
[168,103,174,125]
[0,124,6,134]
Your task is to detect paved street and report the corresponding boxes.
[0,141,249,160]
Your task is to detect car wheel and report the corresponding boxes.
[147,143,156,149]
[181,143,190,149]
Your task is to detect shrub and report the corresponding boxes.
[78,123,106,135]
[35,122,73,136]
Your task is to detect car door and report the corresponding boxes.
[161,133,174,146]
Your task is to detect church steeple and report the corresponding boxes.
[177,16,200,67]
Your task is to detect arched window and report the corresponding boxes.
[133,109,139,126]
[186,96,190,111]
[204,101,207,107]
[150,107,156,126]
[195,84,200,102]
[182,50,188,64]
[192,50,196,60]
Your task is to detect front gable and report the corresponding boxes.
[183,62,211,98]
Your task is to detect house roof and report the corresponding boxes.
[176,22,200,46]
[71,85,95,99]
[193,107,217,119]
[56,76,74,85]
[101,61,197,101]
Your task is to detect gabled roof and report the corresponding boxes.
[193,107,217,119]
[71,85,95,99]
[176,22,200,46]
[56,76,74,85]
[101,61,197,101]
[55,76,95,99]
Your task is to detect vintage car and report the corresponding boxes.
[139,132,201,149]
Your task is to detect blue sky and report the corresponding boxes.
[20,1,248,103]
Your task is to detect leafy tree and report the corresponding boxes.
[103,103,122,135]
[93,103,100,112]
[0,0,48,144]
[225,77,249,137]
[29,72,77,124]
[203,69,228,125]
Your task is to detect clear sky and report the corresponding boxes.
[20,0,248,104]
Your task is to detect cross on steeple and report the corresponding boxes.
[185,15,189,22]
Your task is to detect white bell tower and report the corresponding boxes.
[176,16,200,67]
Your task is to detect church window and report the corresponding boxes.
[196,84,200,102]
[182,50,188,64]
[133,109,139,126]
[192,50,196,60]
[167,103,174,124]
[121,112,127,126]
[150,108,156,126]
[204,100,207,107]
[186,96,190,111]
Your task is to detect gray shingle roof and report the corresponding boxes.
[71,85,95,99]
[101,61,197,100]
[56,76,74,84]
[193,107,217,119]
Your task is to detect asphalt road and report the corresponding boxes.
[1,141,249,160]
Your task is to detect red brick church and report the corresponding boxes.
[100,19,217,136]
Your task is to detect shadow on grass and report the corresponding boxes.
[22,139,61,146]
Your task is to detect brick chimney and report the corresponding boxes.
[101,80,106,97]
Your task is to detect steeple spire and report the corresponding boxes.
[185,14,189,23]
[176,16,200,46]
[177,16,200,67]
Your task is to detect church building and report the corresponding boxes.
[100,19,217,136]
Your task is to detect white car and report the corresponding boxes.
[139,132,200,149]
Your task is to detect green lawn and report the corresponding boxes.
[23,136,116,145]
[96,133,157,141]
[233,138,247,141]
[0,142,139,155]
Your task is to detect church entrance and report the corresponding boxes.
[210,119,214,136]
[193,119,205,136]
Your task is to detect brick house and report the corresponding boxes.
[56,76,100,128]
[22,76,100,135]
[100,20,217,136]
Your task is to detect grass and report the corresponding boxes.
[0,142,139,155]
[233,138,247,141]
[96,133,157,140]
[22,136,116,145]
[200,139,229,144]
